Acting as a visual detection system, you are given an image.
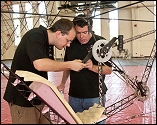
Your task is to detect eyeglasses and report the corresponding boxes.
[65,35,72,43]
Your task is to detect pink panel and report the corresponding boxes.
[30,81,77,124]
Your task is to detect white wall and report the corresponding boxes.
[118,1,155,57]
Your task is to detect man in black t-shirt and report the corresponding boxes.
[3,18,86,124]
[57,14,112,124]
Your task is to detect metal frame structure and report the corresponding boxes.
[99,36,156,118]
[1,1,156,123]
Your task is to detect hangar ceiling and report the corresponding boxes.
[58,1,117,12]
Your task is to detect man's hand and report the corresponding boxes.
[57,84,65,93]
[84,59,93,71]
[70,59,86,71]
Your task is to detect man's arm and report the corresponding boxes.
[57,70,70,93]
[85,59,112,75]
[33,58,86,72]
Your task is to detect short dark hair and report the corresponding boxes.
[49,18,74,35]
[73,14,93,28]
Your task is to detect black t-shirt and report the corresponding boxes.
[64,33,112,98]
[3,25,54,107]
